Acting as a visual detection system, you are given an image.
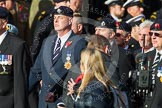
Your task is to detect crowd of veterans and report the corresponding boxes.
[1,0,162,108]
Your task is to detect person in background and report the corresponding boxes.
[71,12,86,35]
[123,0,145,27]
[104,0,125,22]
[0,7,31,108]
[5,0,15,11]
[137,20,154,54]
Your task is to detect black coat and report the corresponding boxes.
[111,42,132,87]
[0,32,31,108]
[142,49,162,108]
[74,80,114,108]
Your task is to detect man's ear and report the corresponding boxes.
[125,33,131,41]
[77,24,83,32]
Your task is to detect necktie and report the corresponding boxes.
[152,52,161,70]
[52,38,61,62]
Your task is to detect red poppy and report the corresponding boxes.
[65,41,72,48]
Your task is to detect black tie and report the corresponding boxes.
[52,38,61,62]
[152,52,161,70]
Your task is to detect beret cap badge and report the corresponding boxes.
[155,23,160,30]
[57,8,62,14]
[101,21,106,26]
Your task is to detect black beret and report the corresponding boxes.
[0,7,9,19]
[116,21,132,32]
[53,0,67,3]
[52,6,73,17]
[96,18,116,30]
[104,0,124,6]
[150,19,162,31]
[123,0,143,8]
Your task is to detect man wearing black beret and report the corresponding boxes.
[29,6,87,108]
[95,18,132,90]
[0,7,31,108]
[139,19,162,108]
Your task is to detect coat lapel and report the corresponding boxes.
[43,35,56,71]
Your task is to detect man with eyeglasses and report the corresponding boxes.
[138,19,162,108]
[115,21,140,70]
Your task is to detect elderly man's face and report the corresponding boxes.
[54,14,72,31]
[138,27,152,48]
[150,30,162,50]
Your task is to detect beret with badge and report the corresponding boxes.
[96,18,116,30]
[0,7,9,19]
[104,0,124,6]
[150,19,162,31]
[52,6,73,17]
[123,0,143,8]
[116,21,132,32]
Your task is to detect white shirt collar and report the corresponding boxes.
[56,30,72,49]
[111,14,121,22]
[145,47,154,53]
[0,31,7,45]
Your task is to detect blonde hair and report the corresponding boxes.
[78,48,112,96]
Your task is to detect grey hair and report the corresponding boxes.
[139,20,153,29]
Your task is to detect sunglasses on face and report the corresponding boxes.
[149,32,162,37]
[115,33,122,37]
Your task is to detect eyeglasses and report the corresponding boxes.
[115,33,122,37]
[149,32,162,37]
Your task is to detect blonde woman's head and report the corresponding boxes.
[78,48,112,95]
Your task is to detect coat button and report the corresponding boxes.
[48,85,51,87]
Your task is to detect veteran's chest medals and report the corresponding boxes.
[0,55,12,74]
[157,67,162,82]
[64,41,72,70]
